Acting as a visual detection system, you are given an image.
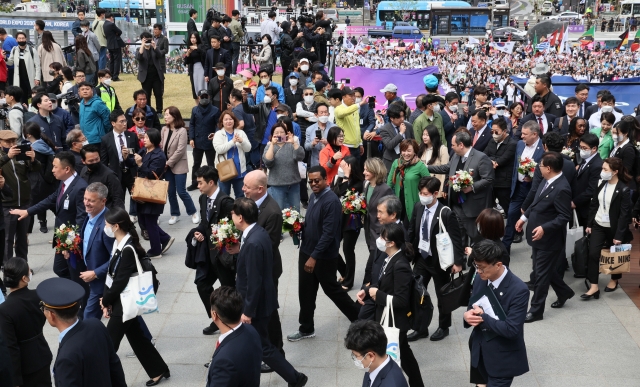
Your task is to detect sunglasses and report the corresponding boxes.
[133,117,145,122]
[303,93,314,96]
[309,178,324,184]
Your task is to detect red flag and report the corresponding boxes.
[548,30,558,46]
[556,28,563,47]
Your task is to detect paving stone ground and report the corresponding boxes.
[25,152,640,387]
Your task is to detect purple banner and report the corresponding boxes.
[568,25,585,33]
[335,66,440,110]
[346,25,383,35]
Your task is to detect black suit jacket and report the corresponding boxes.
[136,46,165,83]
[28,174,87,231]
[206,324,262,387]
[100,130,140,180]
[611,142,637,190]
[363,222,409,287]
[483,136,517,188]
[589,181,633,243]
[195,191,234,263]
[203,47,231,80]
[571,154,603,220]
[469,126,491,152]
[236,225,278,318]
[0,287,52,385]
[465,269,529,378]
[284,87,303,113]
[552,115,573,136]
[408,202,464,267]
[54,318,126,387]
[363,358,407,387]
[522,155,575,212]
[363,182,394,250]
[103,20,125,50]
[369,250,413,331]
[257,195,284,279]
[520,113,556,136]
[187,18,198,40]
[524,175,572,251]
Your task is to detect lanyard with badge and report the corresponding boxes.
[600,182,611,223]
[105,245,126,288]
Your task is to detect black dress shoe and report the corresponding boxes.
[513,234,523,243]
[604,281,619,292]
[430,327,449,341]
[142,229,150,240]
[580,290,600,300]
[203,322,219,335]
[550,292,575,308]
[524,313,543,323]
[407,330,429,342]
[289,373,308,387]
[187,184,198,191]
[146,370,170,386]
[204,362,210,368]
[261,362,274,373]
[39,221,48,233]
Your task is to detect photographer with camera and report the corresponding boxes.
[313,11,332,65]
[301,16,324,52]
[5,86,27,140]
[28,93,65,151]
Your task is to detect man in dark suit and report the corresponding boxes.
[463,240,529,386]
[344,320,409,387]
[13,152,88,280]
[103,12,125,81]
[520,95,556,137]
[242,170,285,368]
[37,277,126,387]
[441,91,466,152]
[484,117,517,213]
[379,104,414,172]
[571,83,592,119]
[469,109,491,152]
[204,35,231,83]
[231,198,308,387]
[516,152,575,322]
[572,133,603,228]
[79,144,125,210]
[152,24,169,73]
[503,121,544,252]
[136,31,165,114]
[191,166,236,335]
[428,130,495,245]
[526,75,563,118]
[187,9,198,39]
[553,97,580,136]
[206,286,262,387]
[407,177,464,342]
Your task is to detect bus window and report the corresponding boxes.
[622,3,632,14]
[635,3,640,14]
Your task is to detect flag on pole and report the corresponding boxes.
[559,26,569,54]
[536,41,550,52]
[618,29,629,50]
[468,36,480,45]
[548,29,559,46]
[490,41,516,54]
[533,31,538,54]
[632,29,640,51]
[579,26,595,48]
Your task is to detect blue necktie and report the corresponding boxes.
[420,208,430,258]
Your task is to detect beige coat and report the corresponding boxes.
[38,43,67,82]
[160,126,189,175]
[6,45,41,88]
[420,144,449,197]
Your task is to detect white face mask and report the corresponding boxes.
[290,79,298,86]
[601,171,613,181]
[617,135,625,143]
[51,103,57,110]
[432,104,441,113]
[216,69,225,76]
[353,353,373,372]
[337,167,345,177]
[102,78,112,86]
[260,78,270,85]
[375,237,388,252]
[104,226,115,238]
[419,194,434,206]
[301,64,309,72]
[263,96,272,104]
[82,140,89,146]
[318,116,329,124]
[81,27,88,32]
[496,109,505,116]
[579,149,592,159]
[262,39,269,46]
[276,114,285,119]
[601,105,613,113]
[492,133,503,142]
[355,98,362,104]
[304,95,314,104]
[449,105,458,112]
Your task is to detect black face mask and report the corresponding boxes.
[18,41,27,47]
[85,162,101,173]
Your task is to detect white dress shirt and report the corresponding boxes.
[518,138,540,182]
[419,203,437,255]
[218,322,242,344]
[488,267,509,289]
[368,356,391,386]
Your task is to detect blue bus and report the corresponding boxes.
[98,0,157,25]
[375,1,472,29]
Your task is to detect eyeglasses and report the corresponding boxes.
[309,178,324,184]
[473,262,489,273]
[337,135,345,139]
[133,117,145,122]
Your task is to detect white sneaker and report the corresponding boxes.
[168,216,179,225]
[130,216,138,224]
[192,212,201,224]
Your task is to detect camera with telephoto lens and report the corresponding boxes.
[0,99,8,121]
[57,90,79,107]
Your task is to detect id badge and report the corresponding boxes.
[106,274,114,288]
[602,214,610,222]
[63,199,69,210]
[360,119,363,125]
[418,239,429,253]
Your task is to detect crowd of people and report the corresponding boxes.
[2,6,640,387]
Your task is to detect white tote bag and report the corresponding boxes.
[566,210,583,257]
[436,206,455,270]
[120,246,159,322]
[380,295,401,365]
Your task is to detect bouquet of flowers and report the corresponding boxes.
[517,157,537,178]
[210,218,241,250]
[561,147,575,160]
[282,208,304,246]
[340,189,367,231]
[449,169,474,203]
[54,224,82,268]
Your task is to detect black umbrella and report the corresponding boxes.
[527,19,569,39]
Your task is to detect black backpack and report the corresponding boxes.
[12,105,36,123]
[408,274,434,333]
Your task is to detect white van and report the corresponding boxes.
[541,1,554,15]
[320,8,339,21]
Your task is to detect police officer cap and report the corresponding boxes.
[36,278,85,310]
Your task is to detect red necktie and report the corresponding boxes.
[57,183,66,205]
[537,117,544,134]
[473,130,480,146]
[215,340,220,350]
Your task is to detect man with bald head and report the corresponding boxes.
[242,170,285,368]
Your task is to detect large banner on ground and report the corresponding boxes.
[334,66,440,110]
[511,76,639,114]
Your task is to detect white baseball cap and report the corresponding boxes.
[380,83,398,93]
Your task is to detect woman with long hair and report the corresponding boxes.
[584,158,633,299]
[388,139,430,224]
[23,122,56,235]
[74,35,96,84]
[418,125,449,198]
[356,223,425,387]
[212,110,252,197]
[610,116,638,190]
[332,156,364,290]
[100,208,170,386]
[38,31,66,84]
[161,107,198,225]
[183,32,206,105]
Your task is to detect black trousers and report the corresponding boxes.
[196,257,236,318]
[493,187,511,214]
[21,365,52,387]
[477,349,514,387]
[413,256,452,330]
[4,207,29,261]
[268,276,284,354]
[587,223,622,284]
[337,228,360,289]
[298,252,359,333]
[528,247,574,316]
[398,330,424,387]
[107,314,168,378]
[452,204,479,247]
[190,148,216,186]
[253,316,300,384]
[108,48,122,79]
[141,69,164,114]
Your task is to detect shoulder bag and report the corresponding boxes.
[131,171,169,204]
[380,295,401,365]
[439,272,466,315]
[120,245,159,322]
[436,206,455,270]
[216,143,239,182]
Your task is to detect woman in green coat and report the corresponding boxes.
[387,139,430,224]
[590,111,616,159]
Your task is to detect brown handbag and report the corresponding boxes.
[216,153,238,182]
[131,171,169,204]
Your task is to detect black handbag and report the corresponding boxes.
[439,272,466,315]
[409,274,434,333]
[217,250,237,272]
[572,235,589,278]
